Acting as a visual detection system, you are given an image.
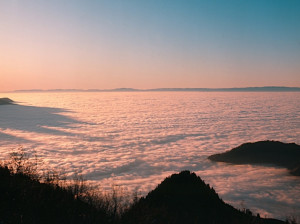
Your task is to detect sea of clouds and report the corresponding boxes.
[0,92,300,220]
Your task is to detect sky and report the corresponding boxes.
[0,0,300,91]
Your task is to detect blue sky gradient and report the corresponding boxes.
[1,0,299,90]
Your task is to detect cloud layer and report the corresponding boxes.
[0,92,300,220]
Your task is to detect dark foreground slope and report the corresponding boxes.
[122,171,284,224]
[0,166,109,224]
[208,141,300,176]
[0,165,287,224]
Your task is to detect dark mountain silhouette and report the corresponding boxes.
[0,165,288,224]
[0,97,14,105]
[208,141,300,176]
[122,171,285,224]
[0,166,109,224]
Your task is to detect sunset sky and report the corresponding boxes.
[1,0,300,91]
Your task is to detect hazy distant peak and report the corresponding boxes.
[0,98,14,105]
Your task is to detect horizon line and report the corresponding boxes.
[3,86,300,93]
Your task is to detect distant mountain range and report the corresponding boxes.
[12,86,300,92]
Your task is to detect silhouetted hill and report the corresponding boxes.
[0,97,14,105]
[0,164,289,224]
[122,171,285,224]
[208,141,300,176]
[0,166,108,224]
